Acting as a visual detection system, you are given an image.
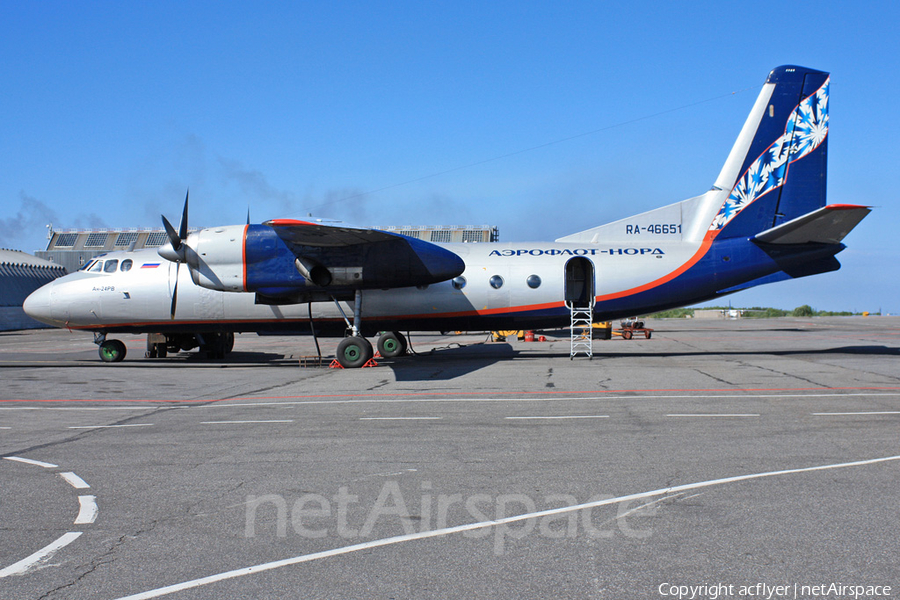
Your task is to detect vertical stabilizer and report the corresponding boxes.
[710,66,830,239]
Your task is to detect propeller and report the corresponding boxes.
[159,190,190,319]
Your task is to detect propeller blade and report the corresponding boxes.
[170,263,179,319]
[179,190,189,241]
[161,214,181,251]
[159,189,190,263]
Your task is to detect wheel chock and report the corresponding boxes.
[329,358,380,369]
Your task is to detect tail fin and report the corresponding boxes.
[711,65,830,238]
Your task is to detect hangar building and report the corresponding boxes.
[0,249,67,331]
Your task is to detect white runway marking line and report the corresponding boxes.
[68,423,154,429]
[60,472,90,489]
[0,406,168,411]
[813,411,900,416]
[75,495,98,525]
[111,454,900,600]
[0,532,83,578]
[667,413,760,418]
[3,456,58,468]
[359,417,443,421]
[200,420,294,425]
[505,415,609,420]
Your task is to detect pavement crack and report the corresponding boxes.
[38,520,162,600]
[692,368,735,386]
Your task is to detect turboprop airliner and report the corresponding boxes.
[24,65,870,367]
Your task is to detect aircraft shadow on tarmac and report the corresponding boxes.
[388,342,519,380]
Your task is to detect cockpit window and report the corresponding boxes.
[79,260,96,271]
[120,259,133,272]
[104,259,119,273]
[89,261,103,272]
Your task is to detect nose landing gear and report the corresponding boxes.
[94,332,127,363]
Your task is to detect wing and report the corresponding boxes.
[263,219,404,247]
[259,219,465,290]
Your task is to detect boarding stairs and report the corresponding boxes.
[566,301,593,359]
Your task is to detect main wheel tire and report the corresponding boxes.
[337,336,374,368]
[99,339,127,363]
[377,331,407,358]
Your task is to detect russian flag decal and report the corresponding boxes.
[141,263,160,269]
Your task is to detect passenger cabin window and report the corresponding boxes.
[120,259,133,272]
[104,259,119,273]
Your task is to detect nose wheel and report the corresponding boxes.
[98,339,127,363]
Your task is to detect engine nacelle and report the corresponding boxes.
[188,225,249,292]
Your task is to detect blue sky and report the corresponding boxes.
[2,1,897,313]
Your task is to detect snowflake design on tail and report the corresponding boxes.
[709,77,830,231]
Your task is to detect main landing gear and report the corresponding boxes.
[330,290,408,368]
[335,332,408,368]
[336,336,374,368]
[376,331,408,358]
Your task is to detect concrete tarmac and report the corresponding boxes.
[1,317,899,599]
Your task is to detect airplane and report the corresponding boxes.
[24,65,871,368]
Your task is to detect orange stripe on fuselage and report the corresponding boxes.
[242,224,249,292]
[595,230,717,302]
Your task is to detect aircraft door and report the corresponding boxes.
[564,257,595,308]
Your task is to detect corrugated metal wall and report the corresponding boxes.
[0,259,67,330]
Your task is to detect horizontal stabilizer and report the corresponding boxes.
[752,204,870,245]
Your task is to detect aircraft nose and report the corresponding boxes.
[23,282,56,326]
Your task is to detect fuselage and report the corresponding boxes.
[22,231,803,337]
